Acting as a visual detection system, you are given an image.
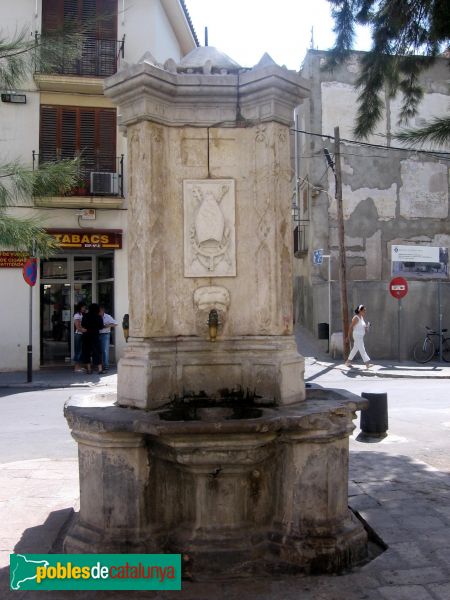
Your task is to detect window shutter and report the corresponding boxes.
[40,106,59,162]
[97,0,117,39]
[97,109,116,172]
[80,109,96,175]
[40,105,117,193]
[61,108,78,159]
[97,0,117,75]
[42,0,64,34]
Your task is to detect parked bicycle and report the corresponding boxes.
[413,326,450,363]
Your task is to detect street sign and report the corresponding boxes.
[389,276,408,299]
[22,257,37,287]
[313,249,323,265]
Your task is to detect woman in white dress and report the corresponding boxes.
[345,305,372,369]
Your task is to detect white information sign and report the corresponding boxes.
[392,245,440,263]
[391,245,448,280]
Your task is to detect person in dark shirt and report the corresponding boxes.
[81,303,104,374]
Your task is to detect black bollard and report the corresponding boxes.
[360,392,388,438]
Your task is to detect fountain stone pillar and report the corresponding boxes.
[105,51,309,409]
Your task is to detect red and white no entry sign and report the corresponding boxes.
[389,276,408,299]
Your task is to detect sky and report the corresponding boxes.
[185,0,372,70]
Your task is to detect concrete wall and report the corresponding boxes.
[294,50,450,359]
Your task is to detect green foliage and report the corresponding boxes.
[0,213,58,256]
[326,0,450,141]
[0,28,83,255]
[393,116,450,147]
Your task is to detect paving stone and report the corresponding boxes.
[349,494,381,511]
[349,481,363,496]
[395,515,446,531]
[378,584,434,600]
[418,528,450,548]
[380,567,447,586]
[388,542,430,567]
[428,582,450,600]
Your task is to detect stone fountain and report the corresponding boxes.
[64,47,368,577]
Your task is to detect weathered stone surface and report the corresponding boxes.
[104,56,309,408]
[64,389,368,575]
[117,337,305,409]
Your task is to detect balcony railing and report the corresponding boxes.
[33,152,124,198]
[293,220,309,256]
[34,34,125,78]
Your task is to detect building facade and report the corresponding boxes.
[0,0,197,370]
[293,50,450,359]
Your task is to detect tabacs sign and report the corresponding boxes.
[46,230,122,250]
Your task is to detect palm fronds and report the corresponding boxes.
[393,116,450,148]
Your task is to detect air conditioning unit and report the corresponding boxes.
[90,172,119,196]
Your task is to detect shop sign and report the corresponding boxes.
[0,251,28,268]
[46,229,122,249]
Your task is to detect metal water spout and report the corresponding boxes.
[208,309,219,341]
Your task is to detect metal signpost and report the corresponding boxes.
[389,277,408,362]
[22,254,37,383]
[313,249,332,346]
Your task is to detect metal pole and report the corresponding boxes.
[328,256,331,344]
[334,126,350,357]
[27,283,32,382]
[398,298,402,363]
[27,240,36,383]
[438,280,443,361]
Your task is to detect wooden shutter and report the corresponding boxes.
[61,108,77,159]
[42,0,64,34]
[97,0,117,39]
[97,0,117,75]
[97,109,116,172]
[40,106,59,162]
[40,106,116,192]
[79,109,96,179]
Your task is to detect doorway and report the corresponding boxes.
[40,253,114,366]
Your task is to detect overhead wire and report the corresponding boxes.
[289,126,450,158]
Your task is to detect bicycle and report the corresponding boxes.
[413,326,450,363]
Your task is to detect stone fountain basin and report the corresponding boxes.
[64,388,367,436]
[64,388,368,576]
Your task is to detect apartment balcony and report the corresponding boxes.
[32,152,125,209]
[34,35,125,93]
[293,220,309,257]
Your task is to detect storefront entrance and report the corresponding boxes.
[40,253,114,366]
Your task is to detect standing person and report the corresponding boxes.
[73,301,87,372]
[99,304,118,372]
[345,305,372,369]
[81,303,104,374]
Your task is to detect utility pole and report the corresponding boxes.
[334,126,350,358]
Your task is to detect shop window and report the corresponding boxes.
[97,254,113,280]
[74,256,92,280]
[41,258,68,279]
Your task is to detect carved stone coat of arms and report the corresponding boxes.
[183,179,236,277]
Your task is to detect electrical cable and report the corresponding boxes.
[289,126,450,157]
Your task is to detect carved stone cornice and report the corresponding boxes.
[104,59,309,127]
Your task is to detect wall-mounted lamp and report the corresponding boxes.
[1,93,27,104]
